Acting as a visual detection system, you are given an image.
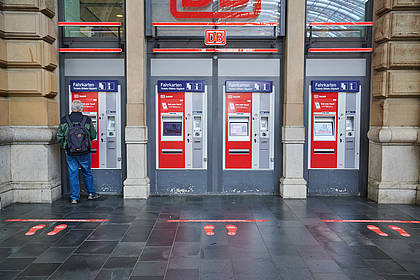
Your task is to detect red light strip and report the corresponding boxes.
[323,219,420,223]
[58,22,122,26]
[168,219,268,223]
[6,219,109,222]
[153,48,278,53]
[309,22,373,26]
[152,22,278,27]
[59,48,122,53]
[308,48,372,53]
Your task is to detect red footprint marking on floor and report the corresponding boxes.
[203,224,215,236]
[47,224,68,236]
[367,225,388,237]
[25,224,46,236]
[225,224,238,236]
[388,225,411,237]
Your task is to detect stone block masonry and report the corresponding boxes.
[0,0,60,208]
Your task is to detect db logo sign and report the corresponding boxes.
[170,0,261,19]
[205,30,226,45]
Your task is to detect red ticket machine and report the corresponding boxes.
[71,91,100,168]
[157,92,186,169]
[225,92,253,169]
[310,92,338,168]
[309,80,361,169]
[223,80,274,170]
[156,80,207,170]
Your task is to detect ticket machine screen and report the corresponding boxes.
[163,122,182,136]
[314,117,335,137]
[230,122,248,137]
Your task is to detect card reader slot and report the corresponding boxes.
[229,149,250,155]
[314,149,335,154]
[161,149,183,154]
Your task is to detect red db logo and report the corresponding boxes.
[171,0,261,19]
[205,30,226,45]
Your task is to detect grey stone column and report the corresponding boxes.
[279,0,307,198]
[123,0,150,199]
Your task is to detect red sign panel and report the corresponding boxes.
[310,92,338,168]
[171,0,261,19]
[72,92,99,168]
[158,92,186,169]
[205,30,226,45]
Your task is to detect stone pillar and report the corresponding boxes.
[0,0,60,208]
[368,1,420,204]
[123,0,150,199]
[279,0,307,198]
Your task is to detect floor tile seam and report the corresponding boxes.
[94,242,127,279]
[300,252,348,276]
[128,214,161,279]
[162,221,180,280]
[245,221,280,280]
[294,233,342,276]
[226,237,237,280]
[46,221,105,280]
[198,218,205,280]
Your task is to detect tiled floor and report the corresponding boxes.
[0,196,419,280]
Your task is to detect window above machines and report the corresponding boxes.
[146,0,286,39]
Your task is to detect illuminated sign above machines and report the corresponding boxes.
[70,80,118,92]
[226,80,273,93]
[158,80,205,92]
[312,81,360,93]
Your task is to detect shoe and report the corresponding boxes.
[88,193,100,200]
[71,200,78,204]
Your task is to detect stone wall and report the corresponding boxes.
[0,0,60,208]
[368,1,420,204]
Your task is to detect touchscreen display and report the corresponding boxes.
[230,122,248,137]
[314,122,333,136]
[163,122,182,136]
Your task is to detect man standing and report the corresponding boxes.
[57,100,100,204]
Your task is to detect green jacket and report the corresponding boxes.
[57,113,97,150]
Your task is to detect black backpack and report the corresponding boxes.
[66,115,90,155]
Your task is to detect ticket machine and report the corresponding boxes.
[69,80,122,169]
[308,80,361,169]
[156,80,207,169]
[223,80,274,170]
